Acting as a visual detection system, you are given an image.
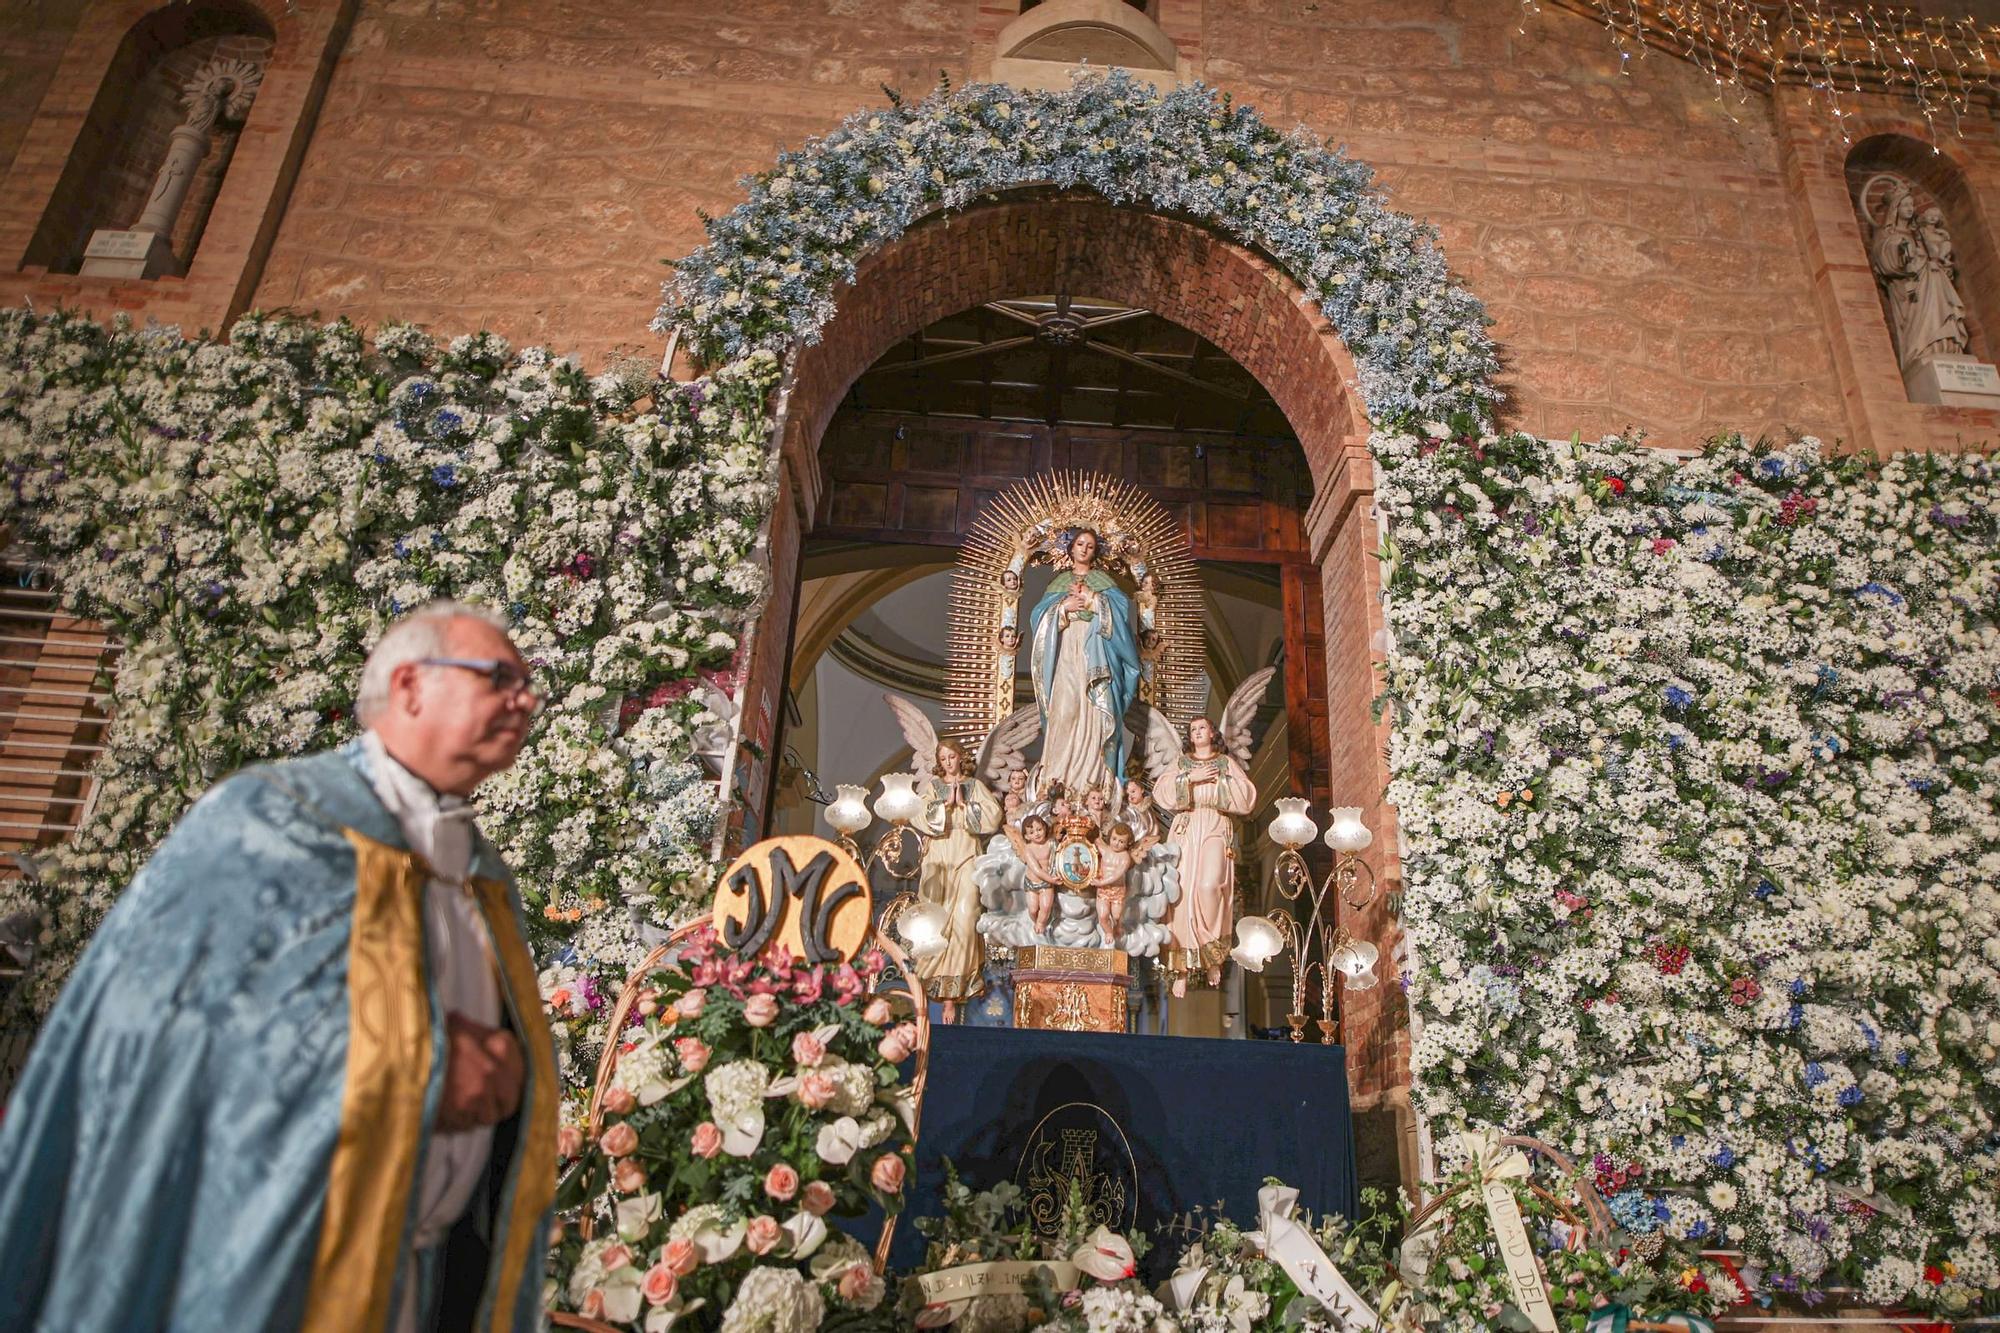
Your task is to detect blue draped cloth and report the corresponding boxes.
[0,743,557,1332]
[889,1026,1357,1278]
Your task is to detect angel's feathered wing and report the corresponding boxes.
[1124,697,1185,788]
[1219,665,1278,768]
[974,707,1041,788]
[882,693,939,780]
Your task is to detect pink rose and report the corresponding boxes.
[765,1163,800,1200]
[838,1263,878,1305]
[870,1153,907,1195]
[745,1214,782,1255]
[676,987,707,1018]
[579,1290,606,1320]
[877,1022,918,1064]
[792,1031,828,1067]
[642,1262,679,1306]
[797,1071,837,1109]
[802,1180,837,1216]
[600,1122,639,1157]
[603,1086,637,1116]
[599,1242,635,1272]
[613,1158,649,1193]
[690,1122,723,1159]
[674,1037,710,1073]
[862,998,894,1027]
[744,993,780,1027]
[661,1237,699,1277]
[557,1125,584,1158]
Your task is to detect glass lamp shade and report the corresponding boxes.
[825,784,872,836]
[899,899,949,960]
[1266,797,1318,851]
[1324,806,1374,853]
[1229,914,1284,972]
[874,772,924,825]
[1330,937,1380,987]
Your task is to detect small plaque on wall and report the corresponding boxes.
[1905,354,2000,407]
[79,229,174,279]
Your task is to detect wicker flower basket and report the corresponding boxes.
[549,916,933,1332]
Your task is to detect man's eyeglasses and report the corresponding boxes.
[418,657,545,716]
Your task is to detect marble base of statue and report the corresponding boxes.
[1904,352,2000,408]
[79,228,178,280]
[1013,945,1128,1033]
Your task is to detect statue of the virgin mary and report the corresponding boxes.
[1028,527,1141,810]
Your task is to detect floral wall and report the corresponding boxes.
[1379,427,2000,1309]
[0,307,773,1087]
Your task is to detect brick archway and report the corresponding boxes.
[741,191,1410,1144]
[772,192,1369,519]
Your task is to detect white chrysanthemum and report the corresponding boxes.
[1077,1284,1175,1333]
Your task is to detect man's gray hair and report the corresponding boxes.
[355,600,512,727]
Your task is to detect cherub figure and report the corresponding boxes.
[1091,821,1159,945]
[1007,813,1059,937]
[1083,783,1111,833]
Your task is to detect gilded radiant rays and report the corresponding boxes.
[946,472,1204,747]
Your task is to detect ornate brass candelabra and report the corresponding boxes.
[1232,800,1381,1045]
[823,778,947,960]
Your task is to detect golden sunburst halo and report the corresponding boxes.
[945,472,1204,749]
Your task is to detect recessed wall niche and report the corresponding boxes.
[25,0,272,279]
[1846,132,2000,407]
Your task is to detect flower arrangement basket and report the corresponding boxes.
[1406,1134,1613,1247]
[550,913,933,1332]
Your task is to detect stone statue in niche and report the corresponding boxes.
[81,57,265,281]
[1866,175,1969,366]
[1862,173,2000,406]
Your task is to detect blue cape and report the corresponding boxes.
[0,743,557,1332]
[1029,567,1142,785]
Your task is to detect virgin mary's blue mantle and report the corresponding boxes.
[885,1026,1357,1276]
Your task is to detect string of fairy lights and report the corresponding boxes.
[1525,0,2000,142]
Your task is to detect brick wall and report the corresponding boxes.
[0,0,88,184]
[8,2,1997,440]
[227,0,1886,447]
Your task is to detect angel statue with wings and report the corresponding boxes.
[884,695,1039,1006]
[1133,666,1277,995]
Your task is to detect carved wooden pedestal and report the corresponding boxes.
[1013,946,1128,1033]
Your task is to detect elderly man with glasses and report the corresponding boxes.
[0,601,557,1333]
